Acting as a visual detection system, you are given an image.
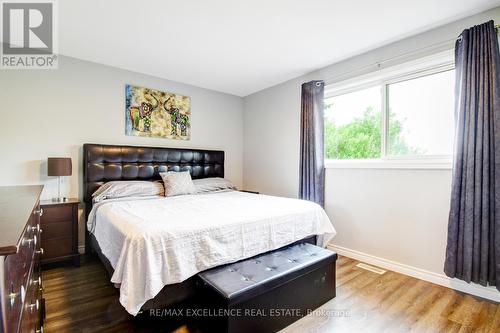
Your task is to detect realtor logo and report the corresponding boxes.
[1,0,57,69]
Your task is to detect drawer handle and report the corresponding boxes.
[21,285,25,303]
[31,276,42,287]
[35,326,44,333]
[22,237,33,247]
[30,224,41,233]
[28,299,39,313]
[36,248,44,256]
[9,285,25,307]
[8,292,17,307]
[34,208,43,217]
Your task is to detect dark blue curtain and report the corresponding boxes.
[299,80,325,206]
[444,20,500,290]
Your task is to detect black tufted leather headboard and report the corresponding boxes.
[83,143,224,215]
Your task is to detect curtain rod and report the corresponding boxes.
[324,39,454,85]
[326,22,496,85]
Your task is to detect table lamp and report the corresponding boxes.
[47,157,72,202]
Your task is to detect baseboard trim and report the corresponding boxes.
[328,244,500,303]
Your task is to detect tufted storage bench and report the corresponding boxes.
[198,243,337,333]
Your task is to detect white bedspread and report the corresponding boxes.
[87,191,336,315]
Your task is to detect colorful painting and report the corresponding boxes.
[125,84,191,140]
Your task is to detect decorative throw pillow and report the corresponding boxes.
[160,171,196,197]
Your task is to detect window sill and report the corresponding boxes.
[324,158,452,170]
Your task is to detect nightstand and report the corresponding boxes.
[40,199,80,267]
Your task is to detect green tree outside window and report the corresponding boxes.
[324,104,421,159]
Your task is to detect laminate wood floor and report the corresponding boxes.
[42,255,500,333]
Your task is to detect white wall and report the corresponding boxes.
[243,7,500,300]
[325,169,451,273]
[0,55,244,247]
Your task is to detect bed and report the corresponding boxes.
[83,143,336,316]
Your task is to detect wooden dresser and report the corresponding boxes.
[0,186,44,333]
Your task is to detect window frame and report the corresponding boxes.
[324,50,455,170]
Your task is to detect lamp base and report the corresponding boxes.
[52,197,68,203]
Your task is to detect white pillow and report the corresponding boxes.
[160,171,196,197]
[193,177,236,193]
[92,181,164,202]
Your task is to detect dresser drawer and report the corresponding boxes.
[3,213,40,333]
[3,264,27,333]
[41,205,73,223]
[5,223,36,287]
[40,199,80,267]
[4,257,36,333]
[19,269,43,333]
[0,186,43,333]
[42,238,73,259]
[42,221,73,240]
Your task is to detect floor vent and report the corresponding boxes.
[356,263,386,275]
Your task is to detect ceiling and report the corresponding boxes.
[55,0,500,96]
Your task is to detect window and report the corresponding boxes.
[387,70,454,156]
[324,53,455,168]
[325,86,382,159]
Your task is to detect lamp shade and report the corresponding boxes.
[47,157,72,176]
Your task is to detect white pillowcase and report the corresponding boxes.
[193,177,236,193]
[92,181,164,203]
[160,171,196,197]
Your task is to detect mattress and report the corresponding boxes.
[87,190,336,315]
